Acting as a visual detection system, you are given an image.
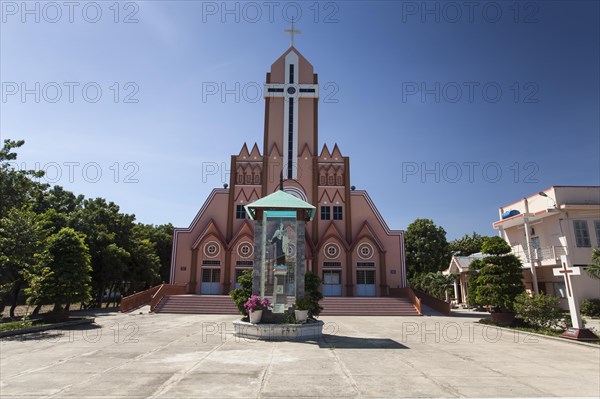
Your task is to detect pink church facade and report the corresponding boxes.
[170,47,407,297]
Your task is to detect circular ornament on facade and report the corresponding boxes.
[287,86,297,95]
[283,186,308,202]
[204,241,220,258]
[323,243,340,259]
[357,243,374,260]
[286,243,297,259]
[237,241,253,258]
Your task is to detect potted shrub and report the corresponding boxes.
[243,295,270,324]
[294,297,311,322]
[305,272,324,318]
[474,237,525,325]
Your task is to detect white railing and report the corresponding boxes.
[512,246,566,263]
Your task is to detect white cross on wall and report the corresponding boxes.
[264,51,319,179]
[553,256,583,329]
[552,261,581,298]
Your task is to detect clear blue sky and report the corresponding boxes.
[1,1,599,239]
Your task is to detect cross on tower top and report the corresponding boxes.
[284,19,301,47]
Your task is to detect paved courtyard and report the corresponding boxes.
[1,309,599,398]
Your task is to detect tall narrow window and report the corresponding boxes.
[573,220,591,247]
[595,220,600,247]
[236,205,246,219]
[287,98,294,178]
[333,206,343,220]
[320,206,331,220]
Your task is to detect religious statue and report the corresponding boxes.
[270,221,288,268]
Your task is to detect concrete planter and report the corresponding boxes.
[295,310,308,322]
[233,319,324,341]
[249,310,262,324]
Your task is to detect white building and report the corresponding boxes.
[493,186,600,309]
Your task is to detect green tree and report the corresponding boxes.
[466,259,484,308]
[126,238,161,294]
[474,237,525,312]
[132,223,173,283]
[410,271,454,300]
[0,140,47,220]
[25,227,92,319]
[449,232,490,256]
[70,198,134,307]
[586,248,600,280]
[0,207,45,317]
[405,218,451,277]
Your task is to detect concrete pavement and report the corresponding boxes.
[1,309,599,398]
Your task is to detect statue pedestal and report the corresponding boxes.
[233,319,324,341]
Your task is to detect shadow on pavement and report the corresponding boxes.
[320,335,408,349]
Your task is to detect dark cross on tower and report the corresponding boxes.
[264,46,319,180]
[284,18,301,47]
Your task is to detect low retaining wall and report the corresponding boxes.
[233,319,324,341]
[412,289,452,316]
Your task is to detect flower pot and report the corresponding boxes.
[249,310,263,324]
[295,310,308,322]
[491,311,515,326]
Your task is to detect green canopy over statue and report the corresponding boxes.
[244,190,316,313]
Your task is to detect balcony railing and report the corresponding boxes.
[512,246,566,263]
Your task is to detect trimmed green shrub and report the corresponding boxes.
[474,238,524,313]
[304,271,323,318]
[580,298,600,318]
[514,293,562,329]
[229,269,253,315]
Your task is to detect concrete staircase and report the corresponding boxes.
[320,297,419,316]
[154,295,239,314]
[153,295,419,316]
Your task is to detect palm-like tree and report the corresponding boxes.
[587,248,600,280]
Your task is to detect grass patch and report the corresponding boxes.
[478,317,600,343]
[0,319,45,333]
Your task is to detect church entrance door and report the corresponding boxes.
[356,270,376,297]
[200,268,221,295]
[322,270,342,296]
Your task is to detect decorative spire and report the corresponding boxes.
[284,18,301,47]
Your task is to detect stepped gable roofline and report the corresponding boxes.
[244,190,316,221]
[330,143,343,159]
[229,221,254,248]
[170,188,228,282]
[238,142,250,158]
[316,221,351,251]
[249,143,262,158]
[351,220,386,253]
[350,190,404,236]
[192,219,227,250]
[172,189,228,233]
[319,143,331,159]
[299,143,313,157]
[268,142,282,157]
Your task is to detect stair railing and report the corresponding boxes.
[150,284,187,311]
